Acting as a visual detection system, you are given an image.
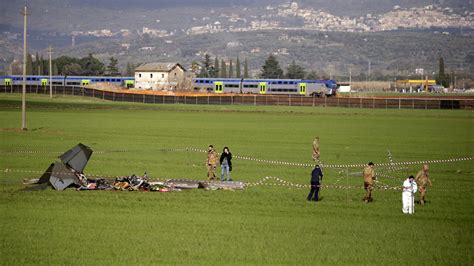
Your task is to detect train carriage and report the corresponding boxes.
[2,75,134,87]
[193,78,337,96]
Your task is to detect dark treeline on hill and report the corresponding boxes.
[10,53,124,76]
[197,54,250,79]
[197,53,318,80]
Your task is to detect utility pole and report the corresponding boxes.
[48,45,52,99]
[21,4,29,130]
[368,60,371,81]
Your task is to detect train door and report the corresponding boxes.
[259,82,267,94]
[125,80,134,88]
[214,81,224,94]
[81,80,90,86]
[298,83,306,95]
[4,78,12,86]
[41,79,48,86]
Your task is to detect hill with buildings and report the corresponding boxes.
[0,0,473,79]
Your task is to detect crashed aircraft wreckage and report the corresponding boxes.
[24,143,245,191]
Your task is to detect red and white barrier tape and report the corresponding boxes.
[4,169,472,192]
[2,147,472,169]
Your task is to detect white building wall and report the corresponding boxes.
[135,71,169,90]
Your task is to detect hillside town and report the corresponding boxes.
[35,2,473,39]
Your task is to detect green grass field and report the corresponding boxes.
[1,94,473,265]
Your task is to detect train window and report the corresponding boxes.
[150,74,153,78]
[283,81,288,84]
[139,74,142,78]
[278,81,282,84]
[162,74,165,78]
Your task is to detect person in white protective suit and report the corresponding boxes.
[402,175,418,214]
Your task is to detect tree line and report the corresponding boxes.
[195,54,249,79]
[12,53,123,76]
[197,53,322,80]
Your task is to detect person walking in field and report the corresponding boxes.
[219,147,233,181]
[402,175,418,214]
[206,145,218,180]
[307,165,323,202]
[415,164,432,205]
[363,162,376,203]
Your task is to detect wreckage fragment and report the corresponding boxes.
[31,143,93,190]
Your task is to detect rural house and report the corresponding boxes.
[134,62,186,90]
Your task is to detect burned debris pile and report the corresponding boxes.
[24,144,245,192]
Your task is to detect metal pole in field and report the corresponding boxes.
[21,5,29,130]
[48,45,52,99]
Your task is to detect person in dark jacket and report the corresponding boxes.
[307,165,323,201]
[219,147,233,181]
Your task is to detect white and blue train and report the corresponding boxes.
[192,78,338,96]
[0,75,338,96]
[0,75,135,88]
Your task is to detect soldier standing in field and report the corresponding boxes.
[312,137,320,161]
[415,164,432,205]
[363,162,376,203]
[206,145,218,180]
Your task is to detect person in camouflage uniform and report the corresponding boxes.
[206,145,218,180]
[415,164,432,205]
[312,137,320,161]
[363,162,376,203]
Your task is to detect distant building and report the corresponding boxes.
[134,62,186,90]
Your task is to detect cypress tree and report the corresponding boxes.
[107,57,120,76]
[220,59,227,78]
[214,57,219,78]
[53,63,58,75]
[436,57,449,87]
[34,52,39,74]
[26,53,33,75]
[244,58,249,78]
[229,59,233,78]
[260,54,283,79]
[286,60,306,79]
[40,55,45,75]
[236,57,241,78]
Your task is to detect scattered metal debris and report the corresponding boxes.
[24,144,245,192]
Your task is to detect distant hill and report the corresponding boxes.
[1,0,472,32]
[0,0,472,78]
[52,30,473,81]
